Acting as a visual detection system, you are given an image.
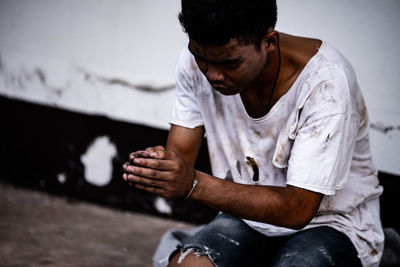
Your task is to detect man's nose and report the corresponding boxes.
[206,65,225,84]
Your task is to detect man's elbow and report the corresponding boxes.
[278,208,317,230]
[289,217,313,230]
[281,188,323,230]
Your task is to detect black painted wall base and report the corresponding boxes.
[1,96,399,232]
[0,96,217,224]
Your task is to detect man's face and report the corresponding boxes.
[188,38,268,95]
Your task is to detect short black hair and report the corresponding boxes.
[178,0,277,47]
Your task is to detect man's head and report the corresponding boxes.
[179,0,277,49]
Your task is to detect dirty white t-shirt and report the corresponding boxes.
[170,42,384,267]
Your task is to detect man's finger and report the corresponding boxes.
[134,183,165,195]
[146,146,165,152]
[129,150,150,161]
[148,149,175,160]
[127,173,165,188]
[128,165,170,180]
[132,157,174,171]
[122,173,134,186]
[129,151,142,160]
[145,146,166,157]
[122,162,130,171]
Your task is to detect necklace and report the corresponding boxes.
[266,45,281,113]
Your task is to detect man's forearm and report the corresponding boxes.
[191,170,323,230]
[166,125,204,167]
[123,144,322,229]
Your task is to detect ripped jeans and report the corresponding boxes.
[153,213,361,267]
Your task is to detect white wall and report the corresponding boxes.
[0,0,187,129]
[1,0,399,175]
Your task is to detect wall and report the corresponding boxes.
[1,0,399,175]
[0,0,186,129]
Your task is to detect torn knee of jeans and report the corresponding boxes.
[175,244,220,267]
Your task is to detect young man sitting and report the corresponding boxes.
[123,0,384,266]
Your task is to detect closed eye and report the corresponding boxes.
[188,46,241,70]
[224,62,240,70]
[219,58,241,69]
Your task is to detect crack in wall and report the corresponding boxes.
[0,54,65,97]
[33,68,64,97]
[0,53,175,98]
[371,123,400,134]
[77,67,175,93]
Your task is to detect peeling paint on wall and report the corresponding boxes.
[0,51,176,129]
[371,122,400,134]
[0,56,174,94]
[154,196,172,215]
[77,67,175,93]
[0,96,217,224]
[57,173,67,184]
[81,136,117,187]
[370,121,400,175]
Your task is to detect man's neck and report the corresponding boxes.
[240,43,283,118]
[240,33,322,118]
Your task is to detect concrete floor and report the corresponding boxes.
[0,182,194,267]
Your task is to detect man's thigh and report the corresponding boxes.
[168,214,360,267]
[271,226,361,267]
[168,213,287,267]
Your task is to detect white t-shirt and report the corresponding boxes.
[170,42,384,267]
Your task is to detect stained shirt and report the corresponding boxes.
[170,42,384,267]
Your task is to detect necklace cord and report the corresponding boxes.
[266,45,281,112]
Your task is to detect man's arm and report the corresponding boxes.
[188,172,322,229]
[123,124,205,199]
[166,124,205,168]
[129,151,322,229]
[124,132,322,230]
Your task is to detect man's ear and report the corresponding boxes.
[262,30,280,51]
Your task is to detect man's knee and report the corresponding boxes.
[271,227,361,267]
[168,251,214,267]
[271,249,333,267]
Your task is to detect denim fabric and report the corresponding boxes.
[168,213,361,267]
[271,226,362,267]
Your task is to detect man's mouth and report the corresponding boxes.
[213,85,239,95]
[213,85,228,91]
[213,85,229,92]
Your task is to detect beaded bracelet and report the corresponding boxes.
[185,168,199,199]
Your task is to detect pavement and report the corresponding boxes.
[0,181,194,267]
[2,179,400,267]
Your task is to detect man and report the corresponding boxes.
[123,0,384,266]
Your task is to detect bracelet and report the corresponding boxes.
[185,168,199,199]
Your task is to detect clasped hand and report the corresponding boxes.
[122,146,194,198]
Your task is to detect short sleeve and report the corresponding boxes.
[169,48,204,129]
[286,68,357,195]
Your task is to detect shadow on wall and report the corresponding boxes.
[0,96,217,224]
